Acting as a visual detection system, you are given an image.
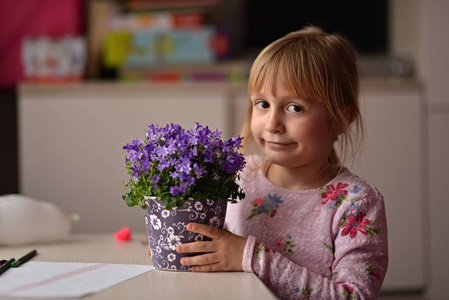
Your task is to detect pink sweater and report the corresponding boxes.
[225,157,388,300]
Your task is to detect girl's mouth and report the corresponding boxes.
[265,141,294,149]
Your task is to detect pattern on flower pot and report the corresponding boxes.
[145,197,227,271]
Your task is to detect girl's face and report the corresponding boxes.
[250,80,336,171]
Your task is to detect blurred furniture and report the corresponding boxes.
[18,82,244,233]
[0,232,276,300]
[18,79,425,292]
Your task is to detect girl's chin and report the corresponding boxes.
[263,154,300,167]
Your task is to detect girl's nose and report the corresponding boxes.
[265,111,284,133]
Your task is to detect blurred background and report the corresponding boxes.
[0,0,448,299]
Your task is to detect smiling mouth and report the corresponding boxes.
[265,141,294,149]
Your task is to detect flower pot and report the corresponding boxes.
[145,197,228,271]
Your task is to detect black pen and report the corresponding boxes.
[0,259,7,265]
[11,249,37,268]
[0,258,15,276]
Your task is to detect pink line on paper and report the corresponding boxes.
[0,263,108,296]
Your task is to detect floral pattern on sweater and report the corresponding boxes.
[247,193,283,220]
[295,285,314,300]
[342,284,356,299]
[340,212,379,238]
[255,242,276,258]
[319,182,349,207]
[276,234,296,253]
[366,262,382,283]
[339,203,380,239]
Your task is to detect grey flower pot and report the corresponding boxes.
[145,197,228,271]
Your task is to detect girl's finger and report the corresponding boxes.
[181,253,220,267]
[186,223,222,239]
[176,241,217,254]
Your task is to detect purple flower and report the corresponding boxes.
[170,186,180,196]
[122,122,246,210]
[193,163,206,178]
[179,182,189,193]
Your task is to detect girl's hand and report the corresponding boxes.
[176,223,247,272]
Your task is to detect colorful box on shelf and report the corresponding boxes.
[21,36,86,83]
[102,26,225,68]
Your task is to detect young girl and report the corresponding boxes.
[175,26,388,299]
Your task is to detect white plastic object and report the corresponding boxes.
[0,194,80,245]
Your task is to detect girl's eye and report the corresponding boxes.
[255,101,270,109]
[287,105,303,113]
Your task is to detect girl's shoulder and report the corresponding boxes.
[327,168,384,204]
[238,157,383,203]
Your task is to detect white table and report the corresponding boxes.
[0,233,277,299]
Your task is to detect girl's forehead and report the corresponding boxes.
[252,77,299,98]
[249,59,320,102]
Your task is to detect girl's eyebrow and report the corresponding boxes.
[250,92,265,98]
[250,91,309,103]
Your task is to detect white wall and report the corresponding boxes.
[419,1,449,299]
[393,0,449,299]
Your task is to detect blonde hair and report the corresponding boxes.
[241,26,363,168]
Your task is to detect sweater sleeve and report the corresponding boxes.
[242,189,388,300]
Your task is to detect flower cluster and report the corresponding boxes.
[122,123,246,210]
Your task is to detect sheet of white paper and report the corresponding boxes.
[0,261,154,298]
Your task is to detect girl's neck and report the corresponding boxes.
[265,161,339,191]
